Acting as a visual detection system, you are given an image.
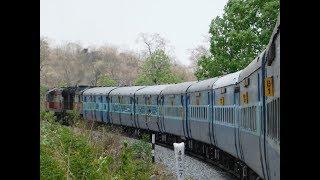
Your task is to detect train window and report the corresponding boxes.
[164,105,182,118]
[267,97,280,143]
[239,105,259,132]
[190,105,209,121]
[213,106,235,125]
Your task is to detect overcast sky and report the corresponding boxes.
[41,0,228,66]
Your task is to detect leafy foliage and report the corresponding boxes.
[195,0,279,80]
[40,85,48,110]
[40,109,56,123]
[40,111,158,179]
[40,38,195,88]
[135,50,182,85]
[97,74,117,86]
[57,110,81,126]
[57,81,68,88]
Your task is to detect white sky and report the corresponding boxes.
[41,0,228,66]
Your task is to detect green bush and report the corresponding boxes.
[40,85,49,111]
[117,140,153,180]
[41,118,156,180]
[57,110,81,126]
[40,110,56,123]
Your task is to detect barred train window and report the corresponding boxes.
[213,106,235,125]
[239,106,258,132]
[164,106,182,118]
[190,106,208,121]
[267,98,280,142]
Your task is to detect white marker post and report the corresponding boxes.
[152,134,155,163]
[173,142,185,180]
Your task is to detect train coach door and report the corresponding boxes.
[159,95,165,133]
[100,95,103,122]
[208,90,214,146]
[130,97,134,127]
[156,95,161,132]
[234,86,243,161]
[185,94,191,138]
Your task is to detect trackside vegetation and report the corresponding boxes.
[40,110,173,179]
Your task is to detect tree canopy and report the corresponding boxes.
[134,50,182,86]
[195,0,279,80]
[97,75,117,86]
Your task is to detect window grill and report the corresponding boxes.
[238,103,261,133]
[189,105,209,121]
[213,105,236,125]
[163,105,183,119]
[266,97,280,143]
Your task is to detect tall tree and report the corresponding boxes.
[136,33,168,57]
[40,37,50,80]
[135,50,181,86]
[97,74,117,86]
[195,0,279,80]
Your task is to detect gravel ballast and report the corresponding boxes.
[154,145,236,180]
[121,136,235,180]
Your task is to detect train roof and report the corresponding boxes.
[109,86,145,96]
[45,88,60,95]
[76,87,91,94]
[63,86,79,94]
[238,50,265,82]
[135,84,171,96]
[46,88,58,93]
[83,87,117,95]
[268,14,280,47]
[212,70,242,89]
[161,81,196,95]
[187,77,220,92]
[265,14,280,65]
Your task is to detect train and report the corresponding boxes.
[45,17,280,180]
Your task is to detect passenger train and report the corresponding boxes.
[45,17,280,180]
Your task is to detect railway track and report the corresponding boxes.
[91,122,252,180]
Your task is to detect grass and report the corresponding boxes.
[40,110,174,180]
